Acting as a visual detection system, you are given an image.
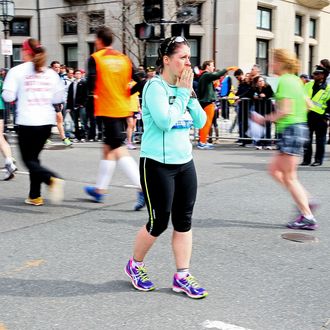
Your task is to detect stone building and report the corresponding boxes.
[1,0,329,75]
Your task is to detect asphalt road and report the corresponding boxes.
[0,136,329,330]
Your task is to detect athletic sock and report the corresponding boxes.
[117,156,141,188]
[132,258,144,268]
[303,214,315,220]
[95,160,116,190]
[176,268,189,279]
[5,157,13,165]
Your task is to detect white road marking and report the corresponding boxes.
[202,320,253,330]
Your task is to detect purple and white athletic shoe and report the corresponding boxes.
[125,258,155,291]
[172,273,208,299]
[287,215,318,230]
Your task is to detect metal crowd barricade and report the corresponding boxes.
[212,97,278,144]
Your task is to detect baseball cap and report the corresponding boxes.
[313,65,329,75]
[146,66,155,72]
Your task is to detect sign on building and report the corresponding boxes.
[1,39,13,56]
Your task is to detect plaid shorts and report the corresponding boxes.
[277,123,308,156]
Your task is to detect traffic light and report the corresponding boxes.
[144,0,163,23]
[135,23,155,40]
[171,24,190,38]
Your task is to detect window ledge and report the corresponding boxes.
[297,0,330,9]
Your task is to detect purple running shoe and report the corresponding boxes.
[287,215,318,230]
[172,273,208,299]
[125,259,155,291]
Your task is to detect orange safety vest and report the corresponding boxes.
[91,48,132,118]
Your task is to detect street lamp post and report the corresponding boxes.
[0,0,15,70]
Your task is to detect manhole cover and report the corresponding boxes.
[281,232,318,243]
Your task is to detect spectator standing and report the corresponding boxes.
[84,26,145,210]
[252,48,317,230]
[66,69,88,142]
[197,60,237,149]
[301,65,330,166]
[251,75,274,149]
[219,73,232,120]
[50,60,72,146]
[319,59,330,144]
[3,38,65,206]
[125,36,208,298]
[235,70,253,146]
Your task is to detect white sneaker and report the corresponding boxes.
[255,146,262,150]
[3,163,17,181]
[197,142,214,150]
[49,177,65,204]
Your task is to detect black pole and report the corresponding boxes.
[213,0,217,66]
[122,0,126,54]
[3,20,10,70]
[36,0,41,41]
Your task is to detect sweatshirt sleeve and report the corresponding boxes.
[144,80,190,131]
[187,98,207,128]
[204,69,227,82]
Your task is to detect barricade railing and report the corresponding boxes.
[206,97,279,144]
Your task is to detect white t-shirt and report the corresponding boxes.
[3,62,65,126]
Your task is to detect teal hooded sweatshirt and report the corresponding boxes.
[141,75,206,164]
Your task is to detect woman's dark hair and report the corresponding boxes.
[25,38,46,73]
[320,59,330,70]
[252,75,267,88]
[96,26,113,47]
[156,36,189,69]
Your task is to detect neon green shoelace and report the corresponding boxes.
[186,275,200,288]
[137,266,150,282]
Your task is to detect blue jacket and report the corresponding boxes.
[141,76,206,164]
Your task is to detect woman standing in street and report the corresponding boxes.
[125,36,208,298]
[2,38,65,205]
[252,49,318,230]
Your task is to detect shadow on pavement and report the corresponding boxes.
[193,218,284,229]
[0,278,133,297]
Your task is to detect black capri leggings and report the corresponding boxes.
[140,157,197,237]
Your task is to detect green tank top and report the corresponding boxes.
[275,74,307,133]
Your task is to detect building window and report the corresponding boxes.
[63,44,78,69]
[256,39,269,75]
[88,11,105,34]
[257,7,272,31]
[295,15,302,36]
[309,18,316,38]
[308,45,314,76]
[11,45,23,67]
[10,18,30,36]
[62,15,77,35]
[88,42,95,55]
[177,4,202,24]
[187,39,199,67]
[294,43,300,59]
